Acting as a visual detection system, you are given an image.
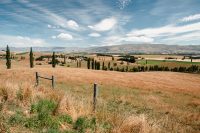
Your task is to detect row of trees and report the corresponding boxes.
[86,57,200,73]
[87,58,101,70]
[4,45,200,73]
[5,45,57,69]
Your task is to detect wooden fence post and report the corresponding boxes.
[52,76,55,89]
[93,83,98,112]
[36,72,39,86]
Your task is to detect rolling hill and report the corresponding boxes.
[1,44,200,54]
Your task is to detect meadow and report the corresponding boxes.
[0,53,200,133]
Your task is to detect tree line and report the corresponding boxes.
[4,45,200,74]
[86,57,200,73]
[4,45,57,69]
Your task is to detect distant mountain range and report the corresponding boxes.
[0,44,200,54]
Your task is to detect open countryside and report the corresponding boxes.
[0,0,200,133]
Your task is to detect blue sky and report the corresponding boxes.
[0,0,200,47]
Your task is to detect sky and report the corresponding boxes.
[0,0,200,47]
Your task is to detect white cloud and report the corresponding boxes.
[0,35,47,47]
[47,24,52,28]
[163,31,200,43]
[67,20,79,30]
[121,36,154,43]
[118,0,132,9]
[52,33,73,40]
[125,21,200,45]
[19,1,79,30]
[47,24,58,29]
[128,22,200,38]
[88,33,101,37]
[180,14,200,22]
[48,20,79,30]
[88,17,117,31]
[102,34,154,46]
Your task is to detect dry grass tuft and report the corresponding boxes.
[111,115,158,133]
[0,82,18,103]
[55,94,76,119]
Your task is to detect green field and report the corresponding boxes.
[137,59,200,66]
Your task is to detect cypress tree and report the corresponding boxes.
[102,62,105,70]
[112,56,114,61]
[6,45,11,69]
[87,58,90,69]
[126,66,128,72]
[97,62,100,70]
[108,62,110,70]
[77,60,79,68]
[116,67,119,71]
[79,60,81,68]
[64,55,66,64]
[95,60,97,70]
[92,59,94,69]
[145,66,148,71]
[52,52,56,68]
[29,47,34,68]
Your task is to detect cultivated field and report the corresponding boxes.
[0,54,200,133]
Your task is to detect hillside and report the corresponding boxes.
[0,65,200,132]
[86,44,200,54]
[1,44,200,54]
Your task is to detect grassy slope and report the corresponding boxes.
[0,60,200,133]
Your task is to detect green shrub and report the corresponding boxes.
[58,114,73,124]
[28,99,59,129]
[9,111,25,125]
[73,117,96,133]
[74,117,86,132]
[24,117,40,128]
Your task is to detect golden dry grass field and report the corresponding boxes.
[0,56,200,133]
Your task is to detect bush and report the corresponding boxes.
[35,56,45,61]
[28,99,59,129]
[36,63,42,65]
[58,114,73,124]
[113,63,117,67]
[118,55,136,63]
[73,117,96,133]
[9,111,25,125]
[131,67,138,72]
[120,67,125,72]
